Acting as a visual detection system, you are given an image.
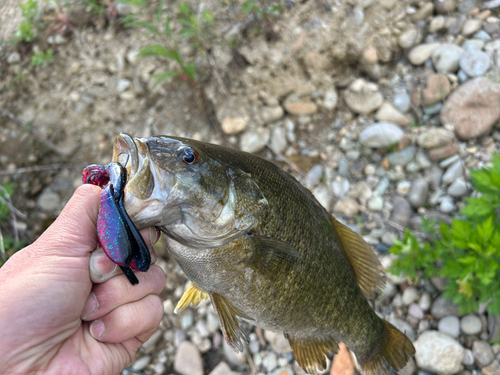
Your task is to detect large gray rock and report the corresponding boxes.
[441,77,500,140]
[460,314,482,335]
[438,315,460,338]
[359,122,404,148]
[460,50,491,78]
[390,196,412,226]
[414,331,465,374]
[472,340,494,368]
[431,297,461,319]
[408,178,429,208]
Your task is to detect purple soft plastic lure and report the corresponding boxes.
[82,162,151,285]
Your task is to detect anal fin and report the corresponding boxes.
[174,283,209,314]
[210,293,250,352]
[285,333,339,374]
[331,216,386,298]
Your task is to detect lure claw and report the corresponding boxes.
[83,162,150,285]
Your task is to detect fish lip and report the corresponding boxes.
[112,133,140,180]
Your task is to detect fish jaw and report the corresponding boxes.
[112,133,178,229]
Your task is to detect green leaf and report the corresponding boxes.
[460,197,494,220]
[152,70,182,87]
[164,15,172,38]
[118,0,147,8]
[156,0,164,23]
[126,21,158,35]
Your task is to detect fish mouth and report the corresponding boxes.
[112,133,172,228]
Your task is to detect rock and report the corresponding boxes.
[390,196,412,226]
[37,189,61,211]
[414,331,465,375]
[132,356,151,370]
[174,341,203,375]
[332,177,350,197]
[410,3,434,22]
[488,314,500,342]
[435,0,456,14]
[284,100,317,116]
[462,19,483,36]
[304,165,324,187]
[431,297,461,319]
[397,180,411,195]
[344,79,384,114]
[393,90,411,113]
[367,196,384,211]
[441,77,500,140]
[261,106,284,124]
[402,286,419,305]
[240,128,270,153]
[460,314,482,335]
[419,293,432,312]
[460,50,491,77]
[358,122,404,148]
[375,103,410,126]
[447,178,468,197]
[264,331,293,354]
[429,16,446,33]
[322,89,338,110]
[223,340,247,366]
[7,52,21,64]
[221,117,248,134]
[399,29,419,49]
[482,360,500,375]
[270,126,287,153]
[388,146,417,166]
[408,43,440,66]
[442,160,464,185]
[409,303,425,320]
[463,348,475,366]
[423,74,451,106]
[208,362,237,375]
[333,197,360,216]
[408,178,429,208]
[428,143,459,161]
[263,352,278,372]
[438,315,460,338]
[432,44,464,73]
[418,128,455,149]
[387,316,416,341]
[440,196,456,213]
[473,340,495,368]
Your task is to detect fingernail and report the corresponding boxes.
[90,248,119,283]
[81,292,99,320]
[149,227,161,246]
[90,319,105,340]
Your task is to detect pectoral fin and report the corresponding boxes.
[210,293,250,352]
[285,333,339,373]
[245,235,301,279]
[331,216,386,298]
[174,283,209,314]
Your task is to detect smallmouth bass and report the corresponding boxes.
[112,133,415,374]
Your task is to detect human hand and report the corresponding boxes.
[0,184,166,375]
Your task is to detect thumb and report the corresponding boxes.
[34,184,102,257]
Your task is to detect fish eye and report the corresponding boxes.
[178,146,200,165]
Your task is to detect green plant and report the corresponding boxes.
[120,0,215,85]
[389,154,500,316]
[0,183,25,267]
[82,0,106,15]
[31,48,53,66]
[241,0,281,40]
[15,0,40,42]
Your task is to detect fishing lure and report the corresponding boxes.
[82,162,151,285]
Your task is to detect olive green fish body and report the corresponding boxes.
[112,134,415,374]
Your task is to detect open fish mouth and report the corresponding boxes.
[111,133,172,228]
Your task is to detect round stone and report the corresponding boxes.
[438,315,460,338]
[460,314,482,335]
[460,50,491,78]
[402,286,419,306]
[414,330,465,374]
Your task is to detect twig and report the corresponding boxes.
[0,163,77,176]
[244,348,258,375]
[206,50,230,97]
[0,107,61,153]
[266,143,306,176]
[0,195,27,219]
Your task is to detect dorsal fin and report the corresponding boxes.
[174,283,209,314]
[331,216,386,298]
[285,333,339,373]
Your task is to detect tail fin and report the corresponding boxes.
[361,321,415,375]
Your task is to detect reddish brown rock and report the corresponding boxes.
[428,143,459,161]
[423,74,451,106]
[440,77,500,140]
